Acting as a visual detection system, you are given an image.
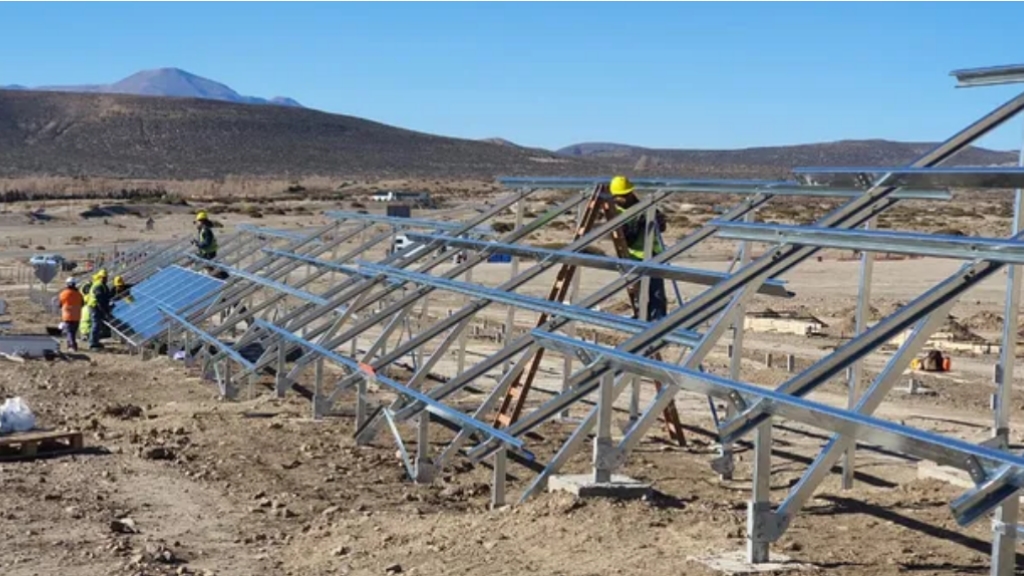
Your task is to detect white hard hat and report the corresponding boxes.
[66,277,76,286]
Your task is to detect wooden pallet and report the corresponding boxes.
[0,430,84,461]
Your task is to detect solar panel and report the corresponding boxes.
[109,265,225,343]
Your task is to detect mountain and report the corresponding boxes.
[0,90,590,180]
[557,140,1020,179]
[2,85,1017,182]
[3,68,303,108]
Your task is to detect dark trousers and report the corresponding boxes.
[64,321,79,351]
[89,309,106,348]
[630,277,667,322]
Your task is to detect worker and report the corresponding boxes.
[86,269,112,350]
[112,275,132,301]
[58,278,84,352]
[610,175,668,322]
[192,211,218,260]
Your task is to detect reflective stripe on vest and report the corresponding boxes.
[616,206,663,260]
[198,227,218,255]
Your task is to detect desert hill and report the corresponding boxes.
[557,140,1019,179]
[1,88,1017,182]
[0,90,588,179]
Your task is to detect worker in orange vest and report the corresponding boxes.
[58,277,85,352]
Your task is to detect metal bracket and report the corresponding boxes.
[951,463,1019,526]
[593,438,627,472]
[710,449,736,478]
[991,519,1018,537]
[966,455,988,484]
[747,501,786,543]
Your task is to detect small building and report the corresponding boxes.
[386,204,412,218]
[745,309,828,337]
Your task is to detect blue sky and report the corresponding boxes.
[3,2,1024,152]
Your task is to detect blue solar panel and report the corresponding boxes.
[109,265,225,342]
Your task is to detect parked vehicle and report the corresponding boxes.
[389,234,429,258]
[28,254,73,271]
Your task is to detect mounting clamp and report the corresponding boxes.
[747,502,787,543]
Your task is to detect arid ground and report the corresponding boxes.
[0,188,1021,576]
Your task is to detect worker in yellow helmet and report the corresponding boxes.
[191,211,218,260]
[112,275,133,301]
[86,269,112,350]
[610,175,668,322]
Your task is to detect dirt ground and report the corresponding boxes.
[1,192,1024,576]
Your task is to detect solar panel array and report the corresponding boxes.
[109,265,225,342]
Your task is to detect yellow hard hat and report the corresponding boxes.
[114,276,125,287]
[95,269,108,279]
[195,211,209,222]
[609,175,635,196]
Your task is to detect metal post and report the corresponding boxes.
[415,412,434,483]
[722,212,753,480]
[491,446,507,509]
[503,200,524,374]
[313,357,324,419]
[991,124,1024,576]
[457,267,473,374]
[747,420,773,563]
[275,343,287,397]
[356,378,369,435]
[331,243,339,284]
[594,372,615,484]
[223,360,233,399]
[843,218,875,490]
[562,201,586,419]
[629,204,657,427]
[562,264,583,419]
[416,294,430,370]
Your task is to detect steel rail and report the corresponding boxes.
[495,177,950,200]
[403,232,792,297]
[714,220,1024,265]
[531,330,1024,507]
[252,319,531,455]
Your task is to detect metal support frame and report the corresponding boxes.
[73,62,1024,576]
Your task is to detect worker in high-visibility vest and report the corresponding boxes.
[192,211,218,260]
[85,269,112,350]
[610,175,668,322]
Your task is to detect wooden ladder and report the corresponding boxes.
[597,196,686,446]
[492,184,686,446]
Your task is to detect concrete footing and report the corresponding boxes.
[688,551,808,575]
[548,474,651,499]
